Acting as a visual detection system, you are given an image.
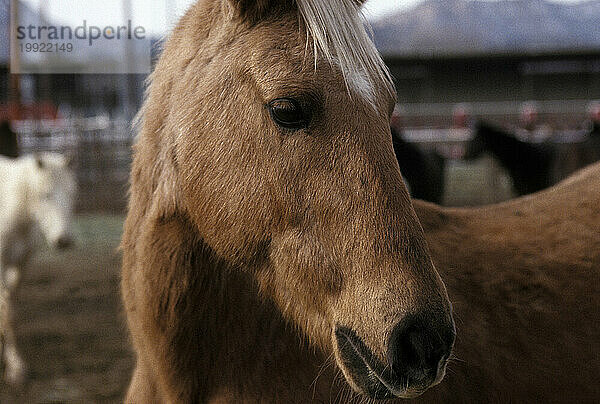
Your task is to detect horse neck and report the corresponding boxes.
[143,215,341,400]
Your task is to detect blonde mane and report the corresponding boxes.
[296,0,395,105]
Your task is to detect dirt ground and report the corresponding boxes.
[0,215,133,404]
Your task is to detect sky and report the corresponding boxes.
[18,0,591,37]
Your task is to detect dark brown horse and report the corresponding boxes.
[468,121,555,196]
[0,120,19,158]
[391,127,445,204]
[122,0,454,402]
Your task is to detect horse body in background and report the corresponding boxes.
[0,153,76,385]
[122,0,455,402]
[582,120,600,167]
[413,162,600,402]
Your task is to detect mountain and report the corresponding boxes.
[370,0,600,57]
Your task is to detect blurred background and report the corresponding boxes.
[0,0,599,402]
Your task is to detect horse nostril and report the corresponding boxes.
[56,235,73,250]
[387,313,455,386]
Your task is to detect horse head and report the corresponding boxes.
[131,0,455,399]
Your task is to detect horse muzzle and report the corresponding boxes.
[335,312,455,399]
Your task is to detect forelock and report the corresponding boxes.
[295,0,395,106]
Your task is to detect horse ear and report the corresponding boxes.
[224,0,275,22]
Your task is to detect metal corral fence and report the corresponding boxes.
[14,117,133,213]
[11,111,599,212]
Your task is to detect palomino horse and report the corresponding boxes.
[0,153,76,385]
[122,0,455,402]
[413,162,600,402]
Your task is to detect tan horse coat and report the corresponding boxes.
[413,162,600,403]
[122,162,600,403]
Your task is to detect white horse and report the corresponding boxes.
[0,153,76,385]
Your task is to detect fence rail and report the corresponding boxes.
[11,113,599,212]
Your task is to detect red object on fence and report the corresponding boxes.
[0,102,59,121]
[452,104,471,128]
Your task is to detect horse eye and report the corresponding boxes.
[268,98,310,130]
